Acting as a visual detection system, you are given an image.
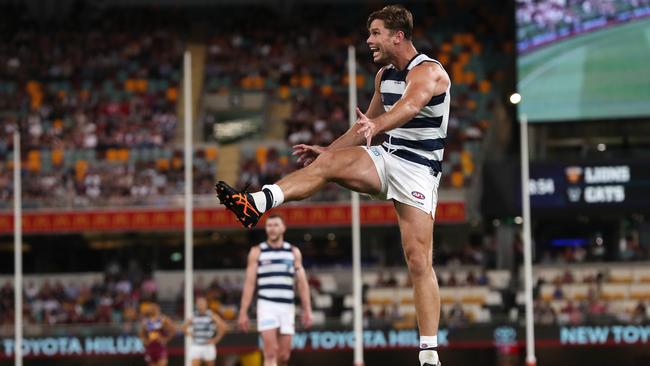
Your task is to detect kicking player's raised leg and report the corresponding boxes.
[394,201,441,366]
[215,146,381,228]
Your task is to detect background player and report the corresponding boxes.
[182,296,229,366]
[237,214,313,366]
[138,303,176,366]
[216,5,449,366]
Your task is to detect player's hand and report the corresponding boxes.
[292,144,326,167]
[355,108,376,147]
[301,309,313,329]
[238,312,250,333]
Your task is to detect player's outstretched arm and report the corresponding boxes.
[292,68,386,166]
[293,246,313,329]
[326,67,386,150]
[181,318,192,336]
[238,246,260,332]
[357,63,450,144]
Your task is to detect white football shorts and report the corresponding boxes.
[364,145,441,218]
[189,344,217,362]
[256,299,295,335]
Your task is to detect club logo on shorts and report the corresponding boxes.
[411,191,425,200]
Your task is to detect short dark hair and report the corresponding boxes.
[367,5,413,40]
[267,214,284,222]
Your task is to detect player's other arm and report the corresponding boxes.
[327,67,386,150]
[209,312,230,345]
[138,322,149,346]
[293,68,386,165]
[238,246,260,332]
[161,316,177,344]
[357,63,450,143]
[293,247,313,328]
[182,317,192,337]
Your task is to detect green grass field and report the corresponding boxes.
[518,18,650,122]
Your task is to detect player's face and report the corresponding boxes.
[265,218,286,242]
[367,19,396,64]
[196,298,207,312]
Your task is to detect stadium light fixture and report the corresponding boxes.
[510,93,522,105]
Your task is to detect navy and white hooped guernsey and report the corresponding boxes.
[379,53,450,173]
[256,242,295,305]
[191,310,217,345]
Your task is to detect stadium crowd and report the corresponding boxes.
[0,1,513,208]
[533,270,650,326]
[0,273,158,327]
[3,261,649,329]
[0,23,224,208]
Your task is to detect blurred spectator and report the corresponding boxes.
[447,302,470,328]
[535,301,557,325]
[631,301,648,324]
[561,300,584,325]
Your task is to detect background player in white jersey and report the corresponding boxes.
[237,214,313,366]
[217,5,449,366]
[182,296,229,366]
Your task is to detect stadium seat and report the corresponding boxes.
[314,294,333,309]
[601,283,629,300]
[341,310,353,325]
[311,310,326,326]
[610,267,634,283]
[318,274,338,293]
[633,268,650,283]
[486,270,510,289]
[629,283,650,300]
[343,294,354,309]
[485,291,503,306]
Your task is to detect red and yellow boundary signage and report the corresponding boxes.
[0,202,464,234]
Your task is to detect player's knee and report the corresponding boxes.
[263,344,278,361]
[312,150,336,175]
[404,245,432,279]
[278,350,291,365]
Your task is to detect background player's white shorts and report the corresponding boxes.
[257,299,295,335]
[189,344,216,362]
[364,145,441,218]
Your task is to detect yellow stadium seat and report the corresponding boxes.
[479,80,491,93]
[451,171,464,187]
[156,159,170,171]
[52,149,64,166]
[256,147,267,166]
[166,87,178,102]
[205,147,218,161]
[118,148,129,162]
[106,149,117,161]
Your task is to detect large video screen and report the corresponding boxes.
[516,0,650,122]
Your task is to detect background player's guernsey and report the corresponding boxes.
[257,242,296,304]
